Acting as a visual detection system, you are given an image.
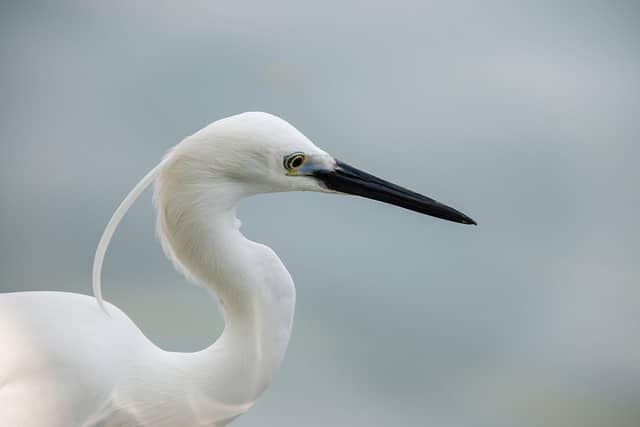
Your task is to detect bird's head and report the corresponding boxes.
[162,112,476,225]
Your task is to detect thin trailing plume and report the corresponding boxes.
[92,160,166,313]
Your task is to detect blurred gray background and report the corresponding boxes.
[1,1,639,426]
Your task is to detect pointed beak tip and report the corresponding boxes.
[452,216,476,226]
[461,216,477,226]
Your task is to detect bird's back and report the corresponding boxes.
[0,291,153,427]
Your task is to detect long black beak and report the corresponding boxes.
[314,160,476,225]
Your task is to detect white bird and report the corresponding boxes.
[0,112,475,426]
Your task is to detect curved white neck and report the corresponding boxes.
[154,163,296,423]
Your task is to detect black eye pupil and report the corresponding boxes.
[290,156,303,168]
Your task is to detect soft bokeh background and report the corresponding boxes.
[1,1,639,426]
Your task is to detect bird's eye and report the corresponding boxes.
[284,152,307,171]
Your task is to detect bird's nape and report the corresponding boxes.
[313,159,476,225]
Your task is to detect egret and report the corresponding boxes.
[0,112,475,426]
